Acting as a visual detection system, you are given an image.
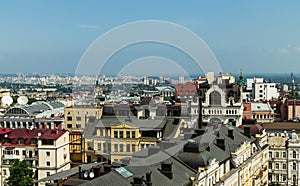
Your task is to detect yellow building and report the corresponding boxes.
[83,116,167,164]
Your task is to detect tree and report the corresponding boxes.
[7,159,34,186]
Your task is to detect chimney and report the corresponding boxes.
[145,172,152,186]
[183,139,200,153]
[216,138,225,150]
[159,162,173,179]
[228,129,234,139]
[131,176,144,186]
[206,146,210,152]
[232,120,236,127]
[244,126,251,138]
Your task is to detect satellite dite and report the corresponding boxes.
[17,96,29,105]
[1,95,13,107]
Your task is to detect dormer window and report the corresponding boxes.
[31,138,38,144]
[17,138,25,144]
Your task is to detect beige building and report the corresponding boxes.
[265,122,300,185]
[64,105,103,130]
[0,128,70,186]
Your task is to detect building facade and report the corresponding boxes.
[0,128,70,186]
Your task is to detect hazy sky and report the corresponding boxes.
[1,1,300,75]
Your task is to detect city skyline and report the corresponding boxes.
[1,1,300,74]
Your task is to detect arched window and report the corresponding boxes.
[210,91,221,106]
[293,151,297,159]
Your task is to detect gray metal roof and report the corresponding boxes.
[83,116,169,138]
[5,101,65,116]
[37,162,103,183]
[80,155,194,186]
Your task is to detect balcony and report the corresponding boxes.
[3,154,19,160]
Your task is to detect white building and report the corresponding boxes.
[0,128,70,186]
[193,72,244,126]
[243,78,279,101]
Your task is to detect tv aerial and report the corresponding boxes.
[17,96,29,105]
[1,96,13,107]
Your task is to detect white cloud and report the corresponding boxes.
[78,24,100,29]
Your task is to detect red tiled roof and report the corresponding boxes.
[287,100,300,105]
[239,124,264,134]
[0,128,12,135]
[175,82,197,97]
[2,128,68,145]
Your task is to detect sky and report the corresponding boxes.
[1,1,300,75]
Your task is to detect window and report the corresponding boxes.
[103,143,107,153]
[120,144,123,152]
[210,91,221,106]
[275,163,279,169]
[22,150,26,156]
[18,138,25,144]
[76,117,81,121]
[98,143,102,151]
[268,174,272,182]
[132,144,136,152]
[100,129,103,136]
[275,152,279,158]
[114,144,118,152]
[126,131,130,138]
[283,174,287,182]
[283,163,286,169]
[276,174,279,182]
[46,172,50,177]
[42,139,54,145]
[119,131,123,138]
[132,131,136,138]
[31,138,37,144]
[46,161,50,167]
[126,144,130,152]
[293,175,297,183]
[114,131,118,138]
[3,169,6,176]
[46,151,50,156]
[269,152,272,158]
[269,162,272,169]
[282,152,286,158]
[293,163,297,170]
[76,124,81,128]
[67,124,72,128]
[67,116,72,121]
[15,150,19,155]
[293,151,297,158]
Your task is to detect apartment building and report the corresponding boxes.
[0,128,70,186]
[64,105,103,130]
[265,122,300,185]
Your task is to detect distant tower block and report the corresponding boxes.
[179,75,185,84]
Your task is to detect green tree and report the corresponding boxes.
[7,159,34,186]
